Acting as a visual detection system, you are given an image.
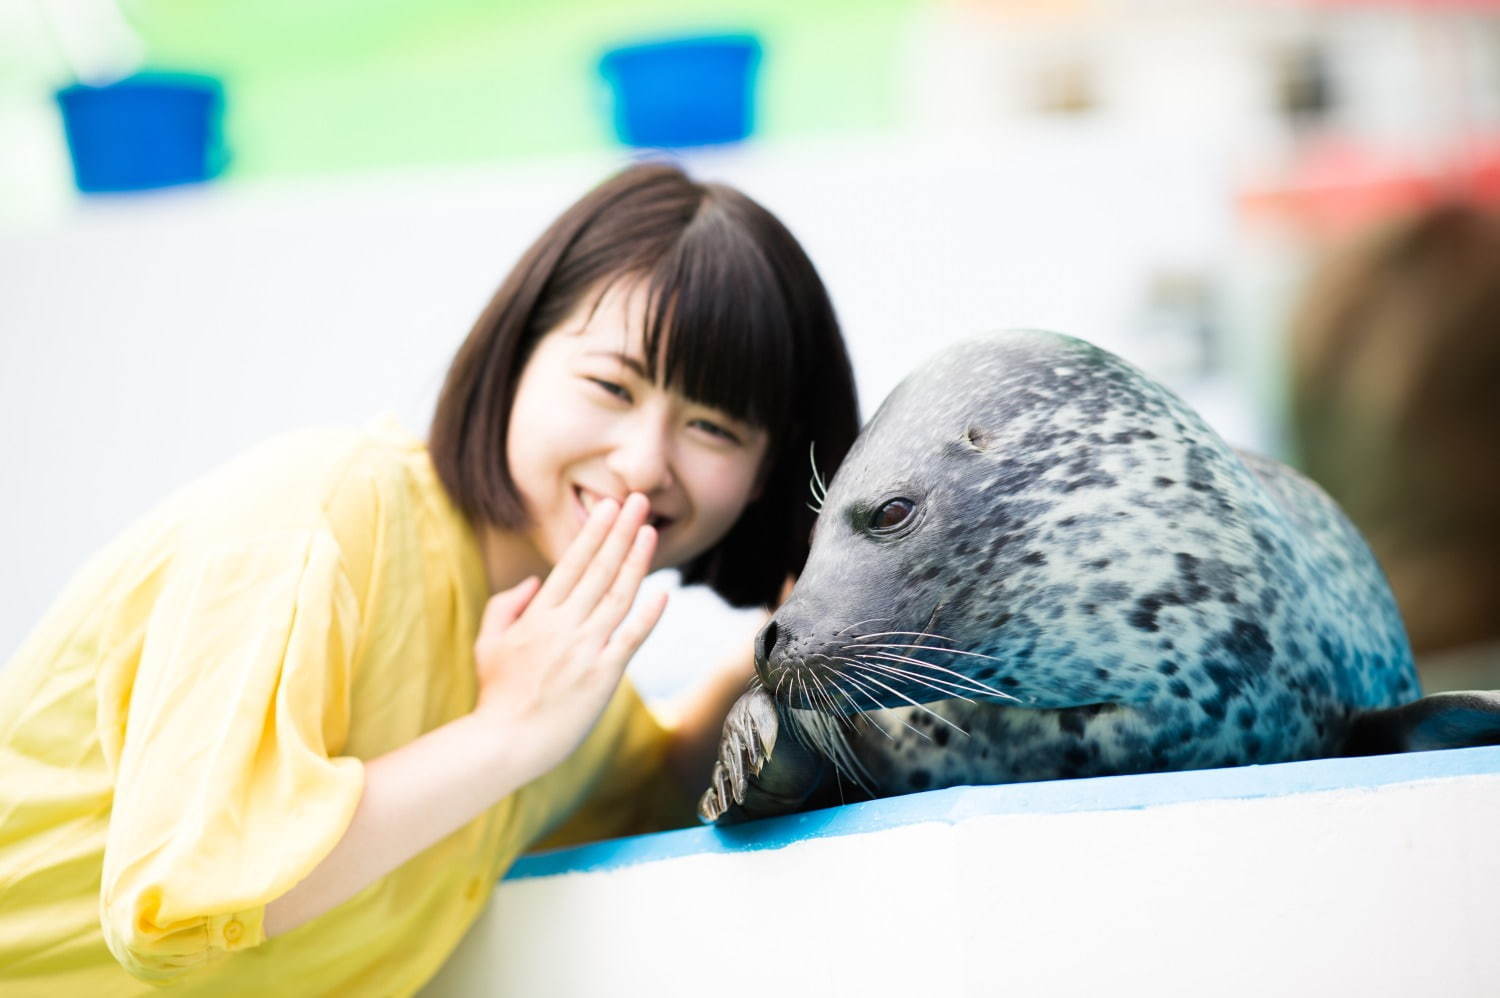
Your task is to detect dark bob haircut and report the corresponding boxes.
[430,161,860,608]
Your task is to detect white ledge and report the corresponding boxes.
[426,746,1500,997]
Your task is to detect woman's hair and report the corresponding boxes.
[1288,201,1500,655]
[430,161,860,608]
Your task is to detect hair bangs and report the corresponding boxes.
[636,207,799,439]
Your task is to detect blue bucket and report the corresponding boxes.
[55,73,226,194]
[599,34,762,148]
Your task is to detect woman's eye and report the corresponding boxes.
[692,419,742,445]
[587,378,632,402]
[870,498,915,532]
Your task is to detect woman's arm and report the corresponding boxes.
[659,576,793,798]
[659,641,758,797]
[268,494,665,937]
[263,710,542,937]
[275,560,778,935]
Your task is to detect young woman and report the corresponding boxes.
[0,162,860,995]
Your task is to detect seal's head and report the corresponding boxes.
[756,329,1411,719]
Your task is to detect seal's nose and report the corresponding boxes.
[754,619,782,669]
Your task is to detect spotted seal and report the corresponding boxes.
[699,329,1500,824]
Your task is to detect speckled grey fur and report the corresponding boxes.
[760,329,1418,796]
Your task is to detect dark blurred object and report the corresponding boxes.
[599,34,761,148]
[1273,40,1334,125]
[55,73,225,193]
[1287,202,1500,690]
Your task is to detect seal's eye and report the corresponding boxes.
[870,498,915,532]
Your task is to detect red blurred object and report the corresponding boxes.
[1271,1,1500,7]
[1239,137,1500,237]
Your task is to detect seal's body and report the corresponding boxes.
[701,330,1442,823]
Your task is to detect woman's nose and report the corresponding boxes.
[606,415,675,495]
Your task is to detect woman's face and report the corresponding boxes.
[505,278,771,573]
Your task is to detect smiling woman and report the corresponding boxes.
[0,162,859,996]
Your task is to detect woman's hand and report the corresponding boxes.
[471,493,668,776]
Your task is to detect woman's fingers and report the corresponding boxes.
[479,575,540,634]
[587,521,657,639]
[534,496,619,607]
[565,493,650,614]
[601,589,668,672]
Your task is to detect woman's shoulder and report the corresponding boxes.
[313,415,442,533]
[308,415,486,632]
[161,412,475,602]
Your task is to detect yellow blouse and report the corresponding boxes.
[0,415,690,996]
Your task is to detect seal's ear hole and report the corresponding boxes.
[964,426,993,452]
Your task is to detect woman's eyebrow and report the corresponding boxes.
[585,350,648,377]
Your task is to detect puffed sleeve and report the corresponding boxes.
[99,526,362,984]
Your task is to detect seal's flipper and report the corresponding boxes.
[698,688,831,826]
[1342,691,1500,755]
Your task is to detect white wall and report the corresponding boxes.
[0,132,1268,698]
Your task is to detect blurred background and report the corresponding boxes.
[3,0,1498,700]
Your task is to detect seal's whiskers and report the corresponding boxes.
[840,644,1021,703]
[791,690,876,794]
[827,677,875,726]
[836,617,893,638]
[812,677,841,720]
[840,674,930,743]
[850,641,1006,664]
[852,656,979,703]
[835,653,975,705]
[809,442,829,500]
[851,630,956,645]
[856,649,1013,700]
[845,668,969,737]
[806,441,828,514]
[920,602,945,646]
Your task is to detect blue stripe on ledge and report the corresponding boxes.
[506,745,1500,881]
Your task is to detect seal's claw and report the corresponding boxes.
[740,689,777,765]
[725,729,747,802]
[715,760,732,808]
[727,690,776,798]
[697,784,722,824]
[698,761,729,823]
[699,686,833,825]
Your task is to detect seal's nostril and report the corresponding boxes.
[754,620,778,667]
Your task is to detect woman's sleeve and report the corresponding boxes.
[530,681,698,851]
[99,526,363,984]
